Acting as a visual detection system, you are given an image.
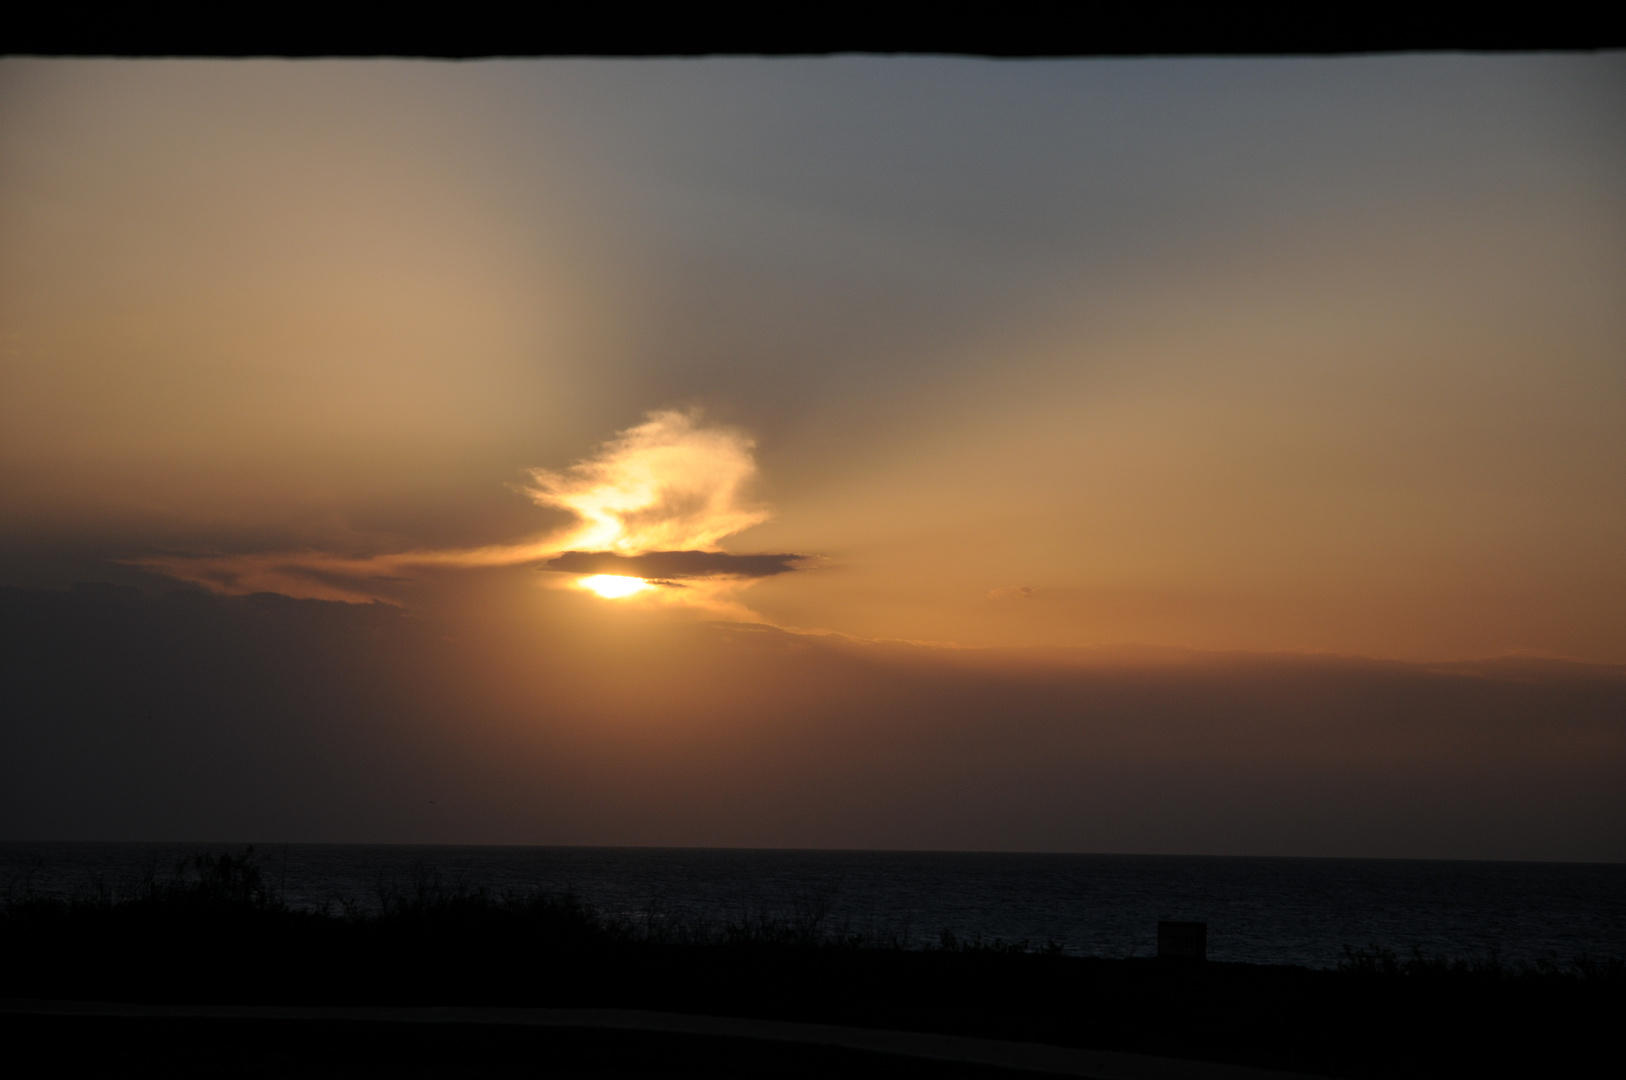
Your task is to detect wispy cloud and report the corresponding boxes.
[131,410,800,608]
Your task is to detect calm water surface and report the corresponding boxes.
[4,843,1622,969]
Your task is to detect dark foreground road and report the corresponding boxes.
[1,1002,1321,1079]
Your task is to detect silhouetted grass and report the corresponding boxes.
[1338,942,1624,983]
[3,848,1620,1079]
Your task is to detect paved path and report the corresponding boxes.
[1,999,1326,1079]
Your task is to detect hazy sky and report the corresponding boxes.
[2,56,1623,855]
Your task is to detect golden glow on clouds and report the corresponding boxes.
[525,411,768,554]
[579,574,651,599]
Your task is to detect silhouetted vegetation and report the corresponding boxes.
[4,849,1620,1078]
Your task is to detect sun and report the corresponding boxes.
[579,574,651,599]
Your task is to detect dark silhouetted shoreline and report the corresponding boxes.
[3,850,1620,1077]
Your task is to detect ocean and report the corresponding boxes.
[3,842,1621,970]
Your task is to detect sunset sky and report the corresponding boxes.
[3,55,1623,857]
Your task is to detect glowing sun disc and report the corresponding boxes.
[580,574,651,599]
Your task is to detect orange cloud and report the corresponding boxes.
[131,410,785,611]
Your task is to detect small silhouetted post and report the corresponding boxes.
[1157,921,1207,960]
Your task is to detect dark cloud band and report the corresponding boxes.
[542,550,806,579]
